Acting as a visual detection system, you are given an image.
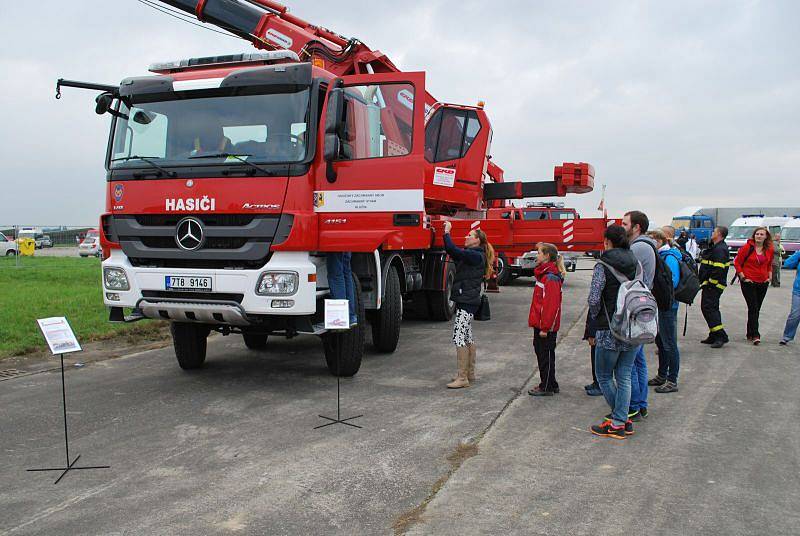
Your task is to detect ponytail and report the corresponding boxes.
[474,229,496,279]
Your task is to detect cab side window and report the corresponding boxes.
[336,82,414,160]
[425,108,482,163]
[523,210,549,220]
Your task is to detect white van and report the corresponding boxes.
[727,215,791,259]
[780,217,800,260]
[1,232,17,256]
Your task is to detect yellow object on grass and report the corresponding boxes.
[17,238,35,256]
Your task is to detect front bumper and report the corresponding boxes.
[102,249,324,324]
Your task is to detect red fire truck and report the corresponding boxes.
[56,0,603,377]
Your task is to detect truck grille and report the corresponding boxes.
[135,214,255,227]
[108,214,291,269]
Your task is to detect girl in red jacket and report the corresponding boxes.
[528,243,564,397]
[733,227,775,344]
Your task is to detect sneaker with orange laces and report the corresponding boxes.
[591,420,627,439]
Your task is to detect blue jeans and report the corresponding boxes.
[327,252,357,324]
[595,346,638,427]
[656,308,680,383]
[629,346,648,412]
[783,294,800,342]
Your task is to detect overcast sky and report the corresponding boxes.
[1,0,798,227]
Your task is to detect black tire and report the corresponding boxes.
[243,333,268,350]
[322,274,364,377]
[428,262,456,321]
[371,267,402,353]
[496,253,511,286]
[5,250,16,256]
[170,322,209,370]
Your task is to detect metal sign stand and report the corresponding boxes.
[315,334,362,430]
[27,354,110,484]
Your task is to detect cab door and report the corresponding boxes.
[315,72,428,252]
[423,106,487,211]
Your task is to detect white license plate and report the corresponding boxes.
[165,275,213,291]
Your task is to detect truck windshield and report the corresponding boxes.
[730,226,757,240]
[781,227,800,241]
[671,218,692,229]
[110,88,310,170]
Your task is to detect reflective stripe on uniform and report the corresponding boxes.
[701,278,727,291]
[710,324,726,332]
[701,259,731,268]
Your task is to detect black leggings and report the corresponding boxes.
[741,281,769,338]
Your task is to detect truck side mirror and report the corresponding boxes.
[95,92,113,115]
[323,86,344,182]
[323,87,344,161]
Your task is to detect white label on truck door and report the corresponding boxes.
[433,167,456,187]
[313,189,424,212]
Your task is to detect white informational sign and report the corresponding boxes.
[313,189,424,213]
[433,167,456,187]
[37,317,82,355]
[324,299,350,330]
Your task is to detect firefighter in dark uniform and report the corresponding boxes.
[699,226,731,348]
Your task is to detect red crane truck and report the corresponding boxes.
[56,0,602,377]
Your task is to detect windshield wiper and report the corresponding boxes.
[111,155,177,178]
[189,153,272,175]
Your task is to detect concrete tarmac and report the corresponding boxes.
[1,265,798,535]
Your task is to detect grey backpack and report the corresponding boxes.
[597,260,659,345]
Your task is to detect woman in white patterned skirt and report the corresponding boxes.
[442,221,495,389]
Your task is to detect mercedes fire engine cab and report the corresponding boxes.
[56,0,598,378]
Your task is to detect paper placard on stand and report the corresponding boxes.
[37,317,82,355]
[325,299,350,330]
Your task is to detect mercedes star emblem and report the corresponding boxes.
[175,217,205,251]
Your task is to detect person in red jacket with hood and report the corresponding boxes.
[528,243,564,397]
[733,226,775,344]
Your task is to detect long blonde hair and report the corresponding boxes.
[473,229,496,279]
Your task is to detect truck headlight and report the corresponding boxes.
[256,272,298,295]
[103,267,130,291]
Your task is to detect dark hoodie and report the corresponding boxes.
[528,261,563,332]
[590,248,638,331]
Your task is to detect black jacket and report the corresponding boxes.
[699,240,730,291]
[595,248,638,331]
[444,233,486,313]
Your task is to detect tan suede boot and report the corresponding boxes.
[447,347,471,389]
[467,344,476,382]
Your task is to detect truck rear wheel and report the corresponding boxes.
[322,274,365,377]
[243,333,268,350]
[428,263,456,321]
[496,253,510,285]
[170,322,209,370]
[371,267,402,353]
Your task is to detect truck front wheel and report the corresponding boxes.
[170,322,209,370]
[322,274,365,377]
[371,267,402,353]
[496,253,510,286]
